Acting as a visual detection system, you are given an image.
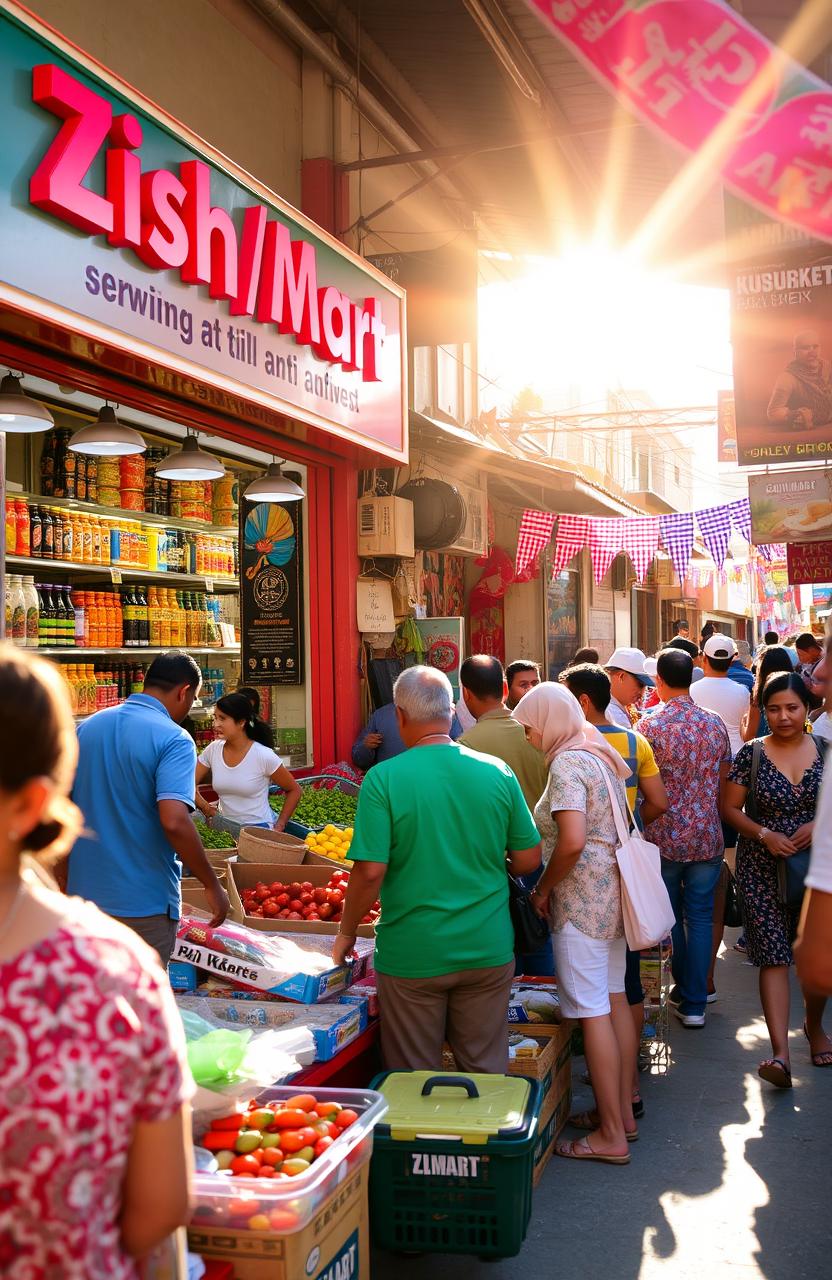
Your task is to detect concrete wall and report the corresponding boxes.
[26,0,303,202]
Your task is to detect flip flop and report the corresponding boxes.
[556,1136,630,1166]
[758,1058,792,1089]
[569,1110,639,1142]
[803,1023,832,1067]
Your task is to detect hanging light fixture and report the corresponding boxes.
[68,404,146,455]
[155,433,226,481]
[0,373,54,432]
[243,461,304,502]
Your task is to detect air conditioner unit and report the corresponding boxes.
[437,481,488,556]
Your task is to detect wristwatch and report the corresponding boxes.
[758,827,771,843]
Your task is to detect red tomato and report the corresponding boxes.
[211,1113,246,1131]
[270,882,285,895]
[261,1148,284,1167]
[312,887,328,905]
[263,901,279,917]
[271,1109,311,1129]
[254,886,270,902]
[318,903,333,920]
[301,881,314,892]
[276,893,291,907]
[314,1136,335,1157]
[202,1130,238,1152]
[314,1102,342,1117]
[257,1165,276,1178]
[269,1208,299,1231]
[289,899,303,912]
[327,889,344,905]
[250,908,264,917]
[336,1110,358,1129]
[361,914,374,923]
[288,882,302,896]
[279,1130,310,1153]
[228,1197,261,1218]
[285,1094,318,1111]
[300,892,314,905]
[288,911,302,920]
[230,1154,261,1177]
[279,909,291,918]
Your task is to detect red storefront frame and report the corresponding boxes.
[0,317,363,770]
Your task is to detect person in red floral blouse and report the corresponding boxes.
[0,646,193,1279]
[636,648,731,1029]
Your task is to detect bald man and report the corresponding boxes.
[767,330,832,430]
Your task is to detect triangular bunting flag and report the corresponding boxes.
[620,517,660,583]
[727,497,752,544]
[551,514,589,576]
[515,509,555,578]
[659,512,694,583]
[696,504,733,571]
[588,518,624,584]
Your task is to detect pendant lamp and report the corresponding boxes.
[0,373,54,432]
[155,434,225,481]
[68,404,146,456]
[243,461,304,502]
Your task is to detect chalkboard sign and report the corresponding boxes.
[240,498,304,685]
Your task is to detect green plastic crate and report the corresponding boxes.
[369,1071,542,1258]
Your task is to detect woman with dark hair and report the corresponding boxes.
[195,691,301,830]
[0,645,192,1274]
[236,685,276,749]
[741,645,797,742]
[723,672,832,1087]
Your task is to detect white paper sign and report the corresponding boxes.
[356,577,395,633]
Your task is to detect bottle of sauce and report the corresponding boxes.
[30,506,42,559]
[15,500,30,557]
[41,508,54,560]
[22,576,39,650]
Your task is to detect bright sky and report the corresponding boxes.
[477,246,741,504]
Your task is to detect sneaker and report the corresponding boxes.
[668,986,682,1007]
[706,991,718,1004]
[673,1007,706,1029]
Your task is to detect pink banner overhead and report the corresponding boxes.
[620,516,661,582]
[588,517,624,583]
[516,509,556,577]
[523,0,832,245]
[552,514,590,575]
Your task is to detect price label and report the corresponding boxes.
[204,577,214,593]
[110,567,122,584]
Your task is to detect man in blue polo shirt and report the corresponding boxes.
[68,650,229,966]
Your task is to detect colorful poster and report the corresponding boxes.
[415,617,465,700]
[787,542,832,585]
[748,469,832,543]
[731,241,832,464]
[523,0,832,246]
[546,570,579,679]
[240,500,304,685]
[812,584,832,607]
[717,390,738,465]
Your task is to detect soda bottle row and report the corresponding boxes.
[59,660,228,719]
[6,498,237,576]
[40,430,98,502]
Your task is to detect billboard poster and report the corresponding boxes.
[240,500,304,685]
[787,543,832,586]
[415,618,465,700]
[748,469,832,544]
[730,238,832,465]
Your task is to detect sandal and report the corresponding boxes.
[556,1136,630,1165]
[569,1110,639,1142]
[758,1058,792,1089]
[632,1094,645,1120]
[803,1024,832,1067]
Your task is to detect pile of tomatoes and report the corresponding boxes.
[197,1093,362,1234]
[240,870,379,926]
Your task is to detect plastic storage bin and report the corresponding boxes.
[369,1071,542,1258]
[190,1085,386,1233]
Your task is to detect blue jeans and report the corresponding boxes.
[514,866,555,977]
[661,855,723,1016]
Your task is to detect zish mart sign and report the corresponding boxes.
[0,6,406,460]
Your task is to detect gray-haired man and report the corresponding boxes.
[333,665,541,1072]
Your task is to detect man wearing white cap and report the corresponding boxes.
[604,647,655,729]
[690,634,750,758]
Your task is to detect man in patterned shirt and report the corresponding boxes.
[636,648,731,1028]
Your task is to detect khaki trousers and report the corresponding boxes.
[376,960,516,1073]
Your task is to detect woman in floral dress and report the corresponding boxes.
[723,672,832,1089]
[0,646,192,1278]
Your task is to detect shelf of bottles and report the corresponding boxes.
[66,661,230,721]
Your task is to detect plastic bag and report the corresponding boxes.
[177,1004,314,1113]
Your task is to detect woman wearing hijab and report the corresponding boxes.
[515,682,636,1166]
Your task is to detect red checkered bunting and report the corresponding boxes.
[552,514,590,576]
[516,509,555,577]
[588,518,624,584]
[620,517,660,583]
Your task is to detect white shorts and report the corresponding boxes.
[552,921,627,1019]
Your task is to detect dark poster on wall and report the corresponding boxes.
[240,498,304,685]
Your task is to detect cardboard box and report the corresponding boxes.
[228,863,375,937]
[179,993,369,1061]
[169,961,199,992]
[237,827,308,864]
[357,494,414,557]
[172,924,354,1003]
[189,1161,370,1280]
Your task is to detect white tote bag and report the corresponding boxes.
[595,764,677,951]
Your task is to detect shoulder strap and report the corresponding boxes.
[589,757,632,846]
[746,740,762,821]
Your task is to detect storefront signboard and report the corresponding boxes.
[240,499,304,685]
[0,4,407,460]
[748,468,832,544]
[787,542,832,586]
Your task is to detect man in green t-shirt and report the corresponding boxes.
[332,665,541,1073]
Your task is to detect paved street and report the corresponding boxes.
[373,930,830,1280]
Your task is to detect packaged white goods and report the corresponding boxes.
[508,1034,542,1060]
[508,982,562,1025]
[172,915,356,1002]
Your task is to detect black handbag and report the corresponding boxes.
[723,870,744,927]
[745,737,826,909]
[507,871,550,953]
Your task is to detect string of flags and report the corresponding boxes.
[515,497,774,586]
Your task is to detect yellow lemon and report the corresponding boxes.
[324,824,336,836]
[344,828,354,840]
